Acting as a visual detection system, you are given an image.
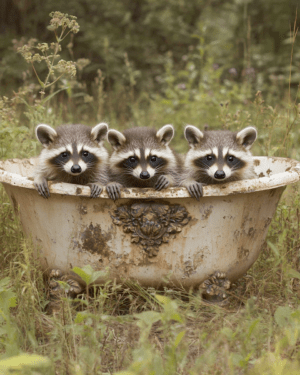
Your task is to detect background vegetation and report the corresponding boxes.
[1,1,300,374]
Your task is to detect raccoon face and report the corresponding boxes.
[185,125,257,183]
[36,123,108,176]
[120,152,166,180]
[107,125,175,180]
[50,146,98,175]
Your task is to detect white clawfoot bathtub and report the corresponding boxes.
[0,156,299,291]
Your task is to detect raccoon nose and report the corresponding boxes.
[214,170,226,180]
[71,164,82,174]
[140,171,150,179]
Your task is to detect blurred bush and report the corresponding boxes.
[1,0,299,100]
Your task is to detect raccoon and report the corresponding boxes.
[182,125,257,199]
[33,123,109,198]
[106,125,182,200]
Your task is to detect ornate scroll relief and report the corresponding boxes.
[111,202,190,257]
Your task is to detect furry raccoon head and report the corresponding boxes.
[107,125,176,183]
[36,123,108,178]
[184,125,257,184]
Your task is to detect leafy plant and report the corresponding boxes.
[114,295,187,375]
[0,354,52,375]
[0,277,19,357]
[17,12,79,100]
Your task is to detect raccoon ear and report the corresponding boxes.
[184,125,204,147]
[36,124,57,147]
[107,129,126,150]
[156,124,174,146]
[236,126,257,150]
[91,122,108,144]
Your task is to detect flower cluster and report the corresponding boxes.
[48,12,80,34]
[17,39,38,63]
[76,58,91,71]
[16,12,79,98]
[54,60,76,77]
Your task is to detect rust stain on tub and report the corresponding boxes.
[263,217,272,230]
[193,250,205,265]
[78,204,88,215]
[238,246,250,259]
[269,189,277,197]
[93,203,112,213]
[247,227,256,238]
[200,205,213,220]
[10,193,19,215]
[80,223,112,256]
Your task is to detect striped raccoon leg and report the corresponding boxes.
[155,174,174,191]
[88,182,103,198]
[34,175,50,199]
[106,182,122,201]
[183,179,204,200]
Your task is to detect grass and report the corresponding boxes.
[1,11,300,375]
[1,96,300,375]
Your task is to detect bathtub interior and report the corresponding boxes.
[0,156,299,179]
[0,157,38,178]
[0,156,300,200]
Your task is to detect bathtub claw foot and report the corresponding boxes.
[49,268,63,279]
[47,269,84,312]
[63,278,83,298]
[200,271,231,304]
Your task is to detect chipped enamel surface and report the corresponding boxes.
[0,157,300,198]
[0,156,299,288]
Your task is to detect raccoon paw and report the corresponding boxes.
[106,182,122,201]
[88,183,103,198]
[34,178,50,199]
[155,175,170,191]
[187,182,203,200]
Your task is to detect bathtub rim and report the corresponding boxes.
[0,156,300,199]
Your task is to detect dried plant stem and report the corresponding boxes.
[283,11,299,151]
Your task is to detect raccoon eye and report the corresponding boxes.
[129,156,136,163]
[150,156,157,162]
[61,152,68,158]
[82,151,89,157]
[227,155,235,162]
[206,155,213,161]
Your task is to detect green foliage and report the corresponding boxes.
[248,306,300,374]
[17,12,78,99]
[1,3,300,375]
[0,278,19,357]
[0,97,35,160]
[0,12,83,160]
[72,265,108,287]
[1,0,300,105]
[114,295,187,375]
[0,354,52,375]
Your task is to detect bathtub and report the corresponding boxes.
[0,156,299,299]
